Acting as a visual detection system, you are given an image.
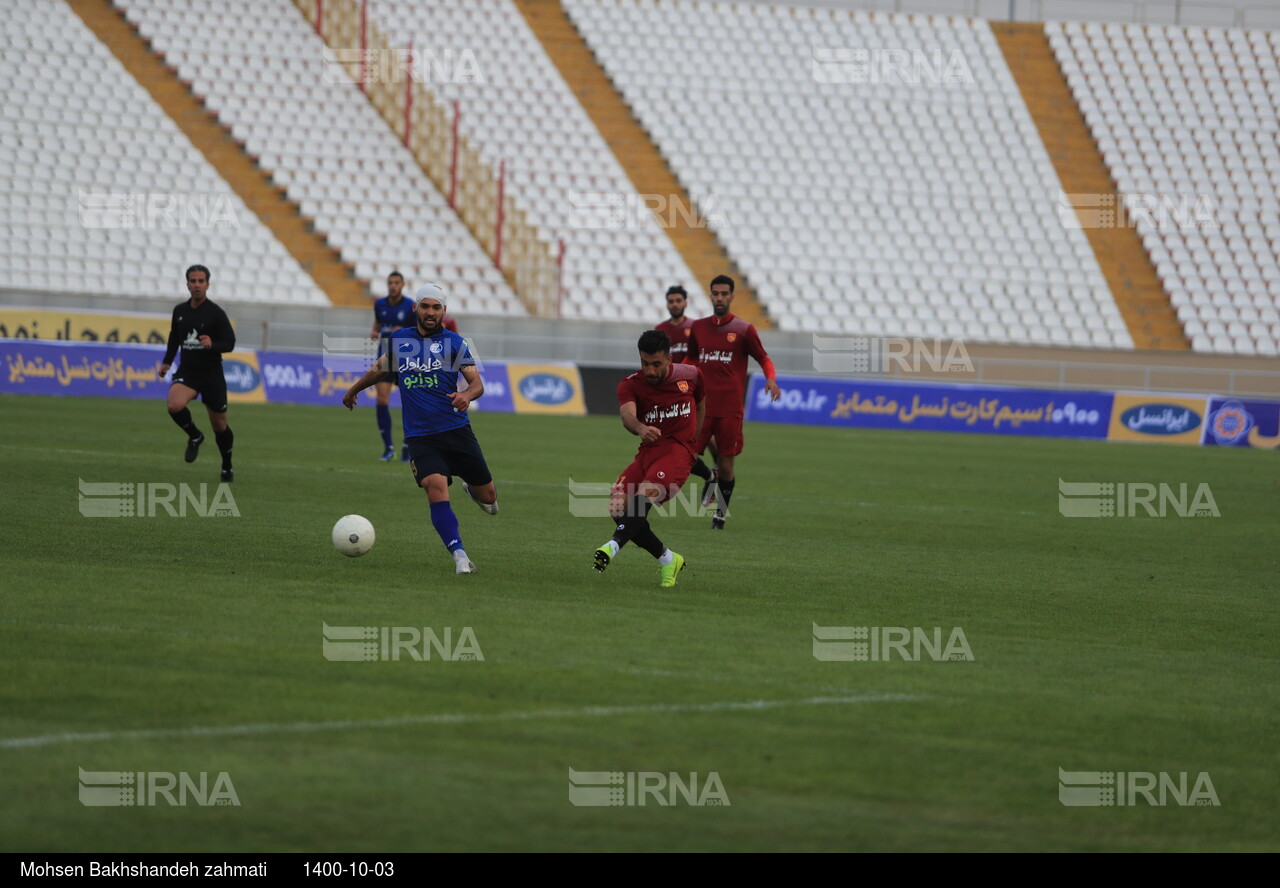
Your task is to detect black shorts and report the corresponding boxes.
[172,368,228,413]
[407,426,492,487]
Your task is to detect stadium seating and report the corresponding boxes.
[113,0,525,316]
[1050,20,1280,356]
[0,0,327,304]
[564,0,1134,348]
[367,0,704,321]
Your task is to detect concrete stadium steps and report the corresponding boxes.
[67,0,365,307]
[994,21,1187,350]
[514,0,769,329]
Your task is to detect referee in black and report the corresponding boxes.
[157,265,236,482]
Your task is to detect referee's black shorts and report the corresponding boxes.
[407,426,492,487]
[171,367,228,413]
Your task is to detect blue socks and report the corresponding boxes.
[376,404,392,448]
[430,500,463,553]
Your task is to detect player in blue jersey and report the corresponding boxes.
[369,271,417,461]
[343,283,497,574]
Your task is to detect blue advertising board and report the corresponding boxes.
[747,374,1114,439]
[0,340,516,413]
[1202,397,1280,450]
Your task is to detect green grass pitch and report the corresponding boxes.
[0,393,1276,851]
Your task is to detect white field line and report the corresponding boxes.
[0,693,919,750]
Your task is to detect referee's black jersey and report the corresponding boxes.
[162,298,235,374]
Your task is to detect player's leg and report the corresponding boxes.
[202,376,233,482]
[690,440,714,485]
[409,435,475,573]
[598,478,665,565]
[206,408,233,482]
[700,437,721,507]
[595,458,645,571]
[694,422,721,508]
[452,427,498,515]
[710,419,744,530]
[643,449,692,585]
[166,381,204,461]
[597,451,688,586]
[374,380,395,460]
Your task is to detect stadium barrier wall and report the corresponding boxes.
[747,373,1280,450]
[3,339,1274,447]
[0,340,585,416]
[6,291,1280,400]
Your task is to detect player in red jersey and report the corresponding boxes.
[655,285,694,361]
[594,329,705,588]
[684,274,781,529]
[656,284,716,493]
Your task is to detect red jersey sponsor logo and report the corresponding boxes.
[643,401,693,425]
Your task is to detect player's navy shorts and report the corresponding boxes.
[407,426,493,487]
[611,443,694,511]
[695,415,744,457]
[171,367,228,413]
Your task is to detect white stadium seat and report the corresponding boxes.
[1051,19,1280,354]
[367,0,699,322]
[0,0,326,304]
[565,0,1132,346]
[112,0,523,315]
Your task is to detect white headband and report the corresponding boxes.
[414,282,447,307]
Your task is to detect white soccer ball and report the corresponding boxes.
[332,514,375,557]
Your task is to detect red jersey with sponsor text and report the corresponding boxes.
[655,317,694,362]
[684,313,769,418]
[616,362,704,453]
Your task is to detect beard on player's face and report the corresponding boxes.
[641,356,669,384]
[417,303,443,334]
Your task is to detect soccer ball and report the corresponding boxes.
[332,514,375,557]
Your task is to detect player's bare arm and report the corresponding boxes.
[342,354,393,409]
[620,401,661,442]
[765,377,781,401]
[450,365,484,412]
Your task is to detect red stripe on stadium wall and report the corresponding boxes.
[359,0,368,92]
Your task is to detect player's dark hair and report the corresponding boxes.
[185,264,210,281]
[638,329,671,355]
[709,274,734,292]
[665,285,687,298]
[388,270,404,280]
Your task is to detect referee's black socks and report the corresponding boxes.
[169,407,201,440]
[215,428,234,469]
